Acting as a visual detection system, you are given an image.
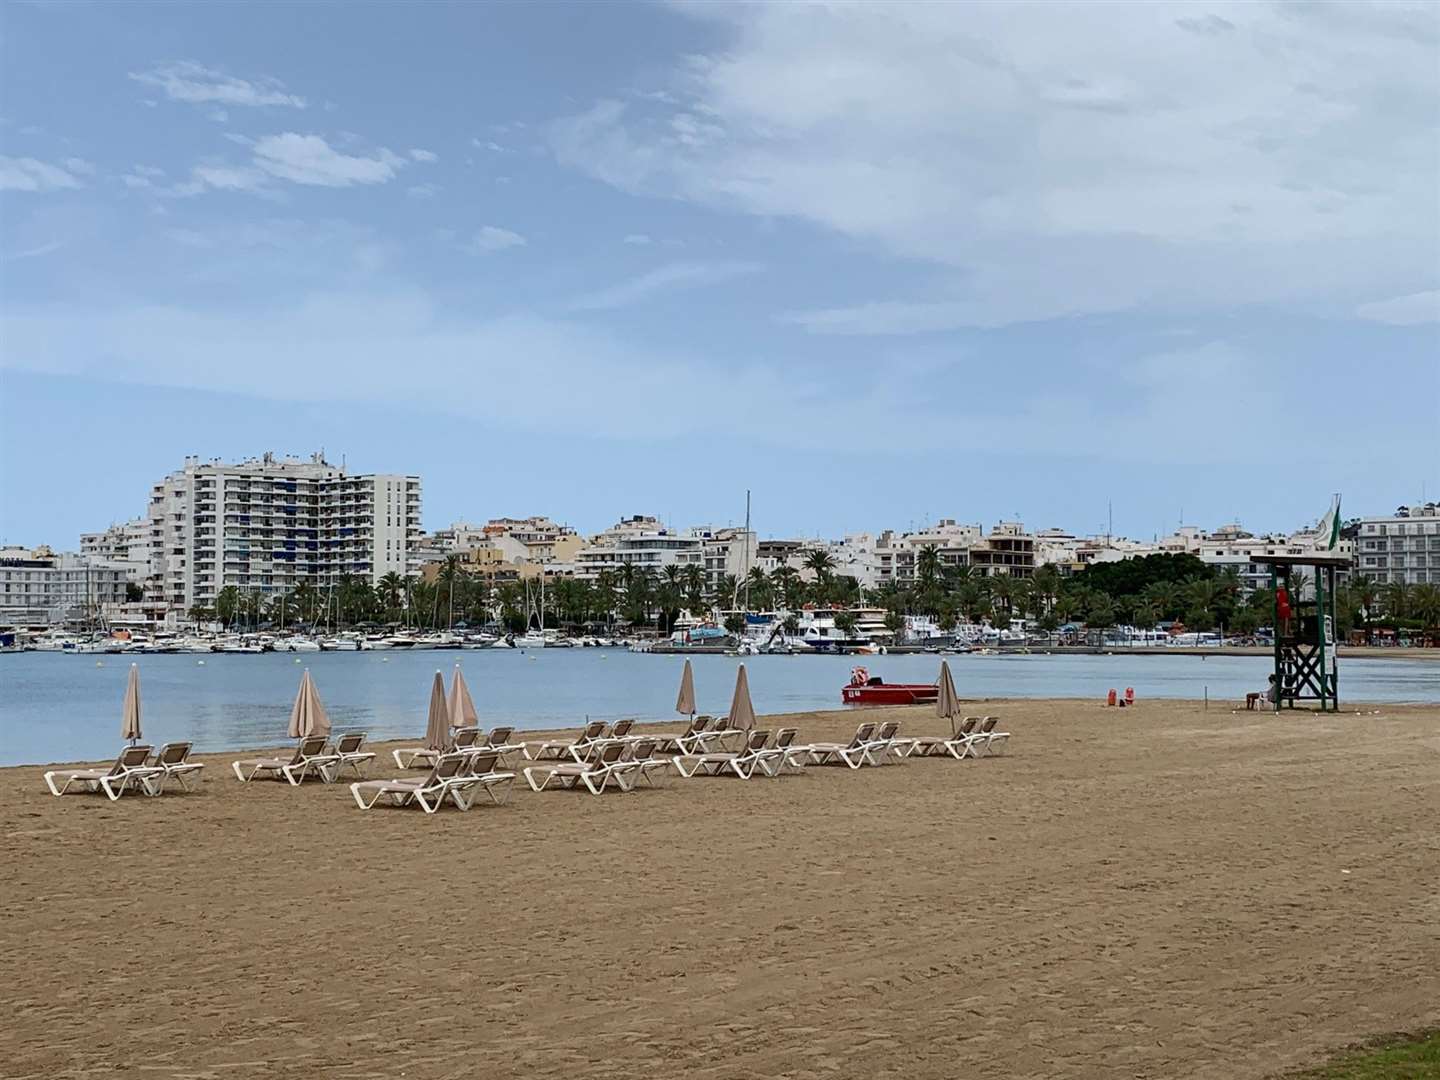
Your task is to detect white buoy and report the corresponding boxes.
[96,661,104,667]
[294,657,302,664]
[197,659,206,666]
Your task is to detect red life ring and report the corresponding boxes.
[850,666,869,686]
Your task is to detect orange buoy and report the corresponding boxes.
[1107,688,1117,707]
[1125,687,1135,704]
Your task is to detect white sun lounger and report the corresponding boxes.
[392,725,481,770]
[523,720,608,761]
[523,742,635,794]
[44,745,163,800]
[331,733,376,779]
[150,741,206,792]
[481,725,525,766]
[863,720,910,765]
[968,715,1010,756]
[656,715,712,754]
[907,716,980,759]
[806,723,877,769]
[753,728,809,777]
[231,735,338,784]
[447,750,517,809]
[674,729,772,779]
[620,738,675,788]
[350,752,475,813]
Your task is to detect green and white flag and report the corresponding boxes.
[1315,495,1341,550]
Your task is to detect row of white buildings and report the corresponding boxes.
[5,447,1436,628]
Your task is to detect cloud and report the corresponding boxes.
[472,138,510,153]
[550,2,1439,328]
[2,240,64,261]
[568,261,761,311]
[61,157,96,176]
[192,163,267,192]
[622,233,652,245]
[469,225,526,253]
[0,156,84,192]
[406,183,439,199]
[129,61,305,108]
[1355,289,1440,326]
[409,148,438,163]
[251,133,404,186]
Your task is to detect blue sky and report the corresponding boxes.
[2,1,1437,548]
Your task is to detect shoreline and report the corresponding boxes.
[8,696,1440,771]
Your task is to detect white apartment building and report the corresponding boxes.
[1354,503,1440,586]
[574,518,755,590]
[143,452,422,611]
[79,518,151,582]
[873,520,983,588]
[0,546,130,626]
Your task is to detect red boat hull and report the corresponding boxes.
[842,684,938,705]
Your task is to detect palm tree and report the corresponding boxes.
[682,564,706,614]
[215,585,241,628]
[745,566,771,611]
[1410,583,1440,629]
[803,549,836,588]
[771,565,800,609]
[377,571,404,621]
[1383,580,1411,620]
[916,545,941,590]
[1142,580,1183,620]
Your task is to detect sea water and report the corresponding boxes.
[2,648,1436,765]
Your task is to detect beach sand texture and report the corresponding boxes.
[3,699,1437,1079]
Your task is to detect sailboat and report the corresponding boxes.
[516,576,546,648]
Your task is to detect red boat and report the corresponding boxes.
[841,666,939,705]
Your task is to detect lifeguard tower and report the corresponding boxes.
[1254,553,1348,712]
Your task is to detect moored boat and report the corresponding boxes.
[840,666,939,705]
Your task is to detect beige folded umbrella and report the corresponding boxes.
[448,664,479,729]
[121,663,142,744]
[728,663,756,731]
[424,671,449,751]
[675,658,696,718]
[936,660,960,729]
[287,669,331,740]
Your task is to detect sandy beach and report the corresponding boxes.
[3,699,1437,1079]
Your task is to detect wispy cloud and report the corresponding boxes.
[622,233,652,245]
[0,156,84,192]
[407,182,439,199]
[1355,290,1440,326]
[252,134,404,187]
[469,226,527,253]
[129,61,306,108]
[569,261,760,311]
[409,148,438,163]
[2,239,64,261]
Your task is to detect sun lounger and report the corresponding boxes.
[675,729,772,779]
[523,720,608,761]
[806,723,878,769]
[482,725,525,765]
[656,715,712,754]
[231,735,338,784]
[864,720,909,765]
[686,716,744,754]
[350,752,474,813]
[446,750,517,808]
[44,745,163,800]
[939,716,993,759]
[621,738,675,788]
[150,741,206,792]
[753,727,809,777]
[907,716,980,759]
[523,742,634,794]
[331,733,376,780]
[969,715,1010,755]
[392,725,481,769]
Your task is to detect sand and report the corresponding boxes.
[3,699,1437,1079]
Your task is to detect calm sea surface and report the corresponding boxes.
[2,648,1437,766]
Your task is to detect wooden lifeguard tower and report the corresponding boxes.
[1254,552,1349,712]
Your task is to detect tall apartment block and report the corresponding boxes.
[146,452,422,611]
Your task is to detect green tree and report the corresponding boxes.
[883,609,906,641]
[723,612,746,636]
[834,610,859,638]
[214,585,240,628]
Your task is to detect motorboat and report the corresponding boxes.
[840,666,939,705]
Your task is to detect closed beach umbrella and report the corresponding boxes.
[728,663,756,731]
[288,669,331,740]
[675,659,696,718]
[121,663,142,744]
[448,664,479,729]
[936,660,960,732]
[424,671,449,751]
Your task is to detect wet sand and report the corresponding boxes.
[3,699,1437,1079]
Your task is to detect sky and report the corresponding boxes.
[1,0,1437,548]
